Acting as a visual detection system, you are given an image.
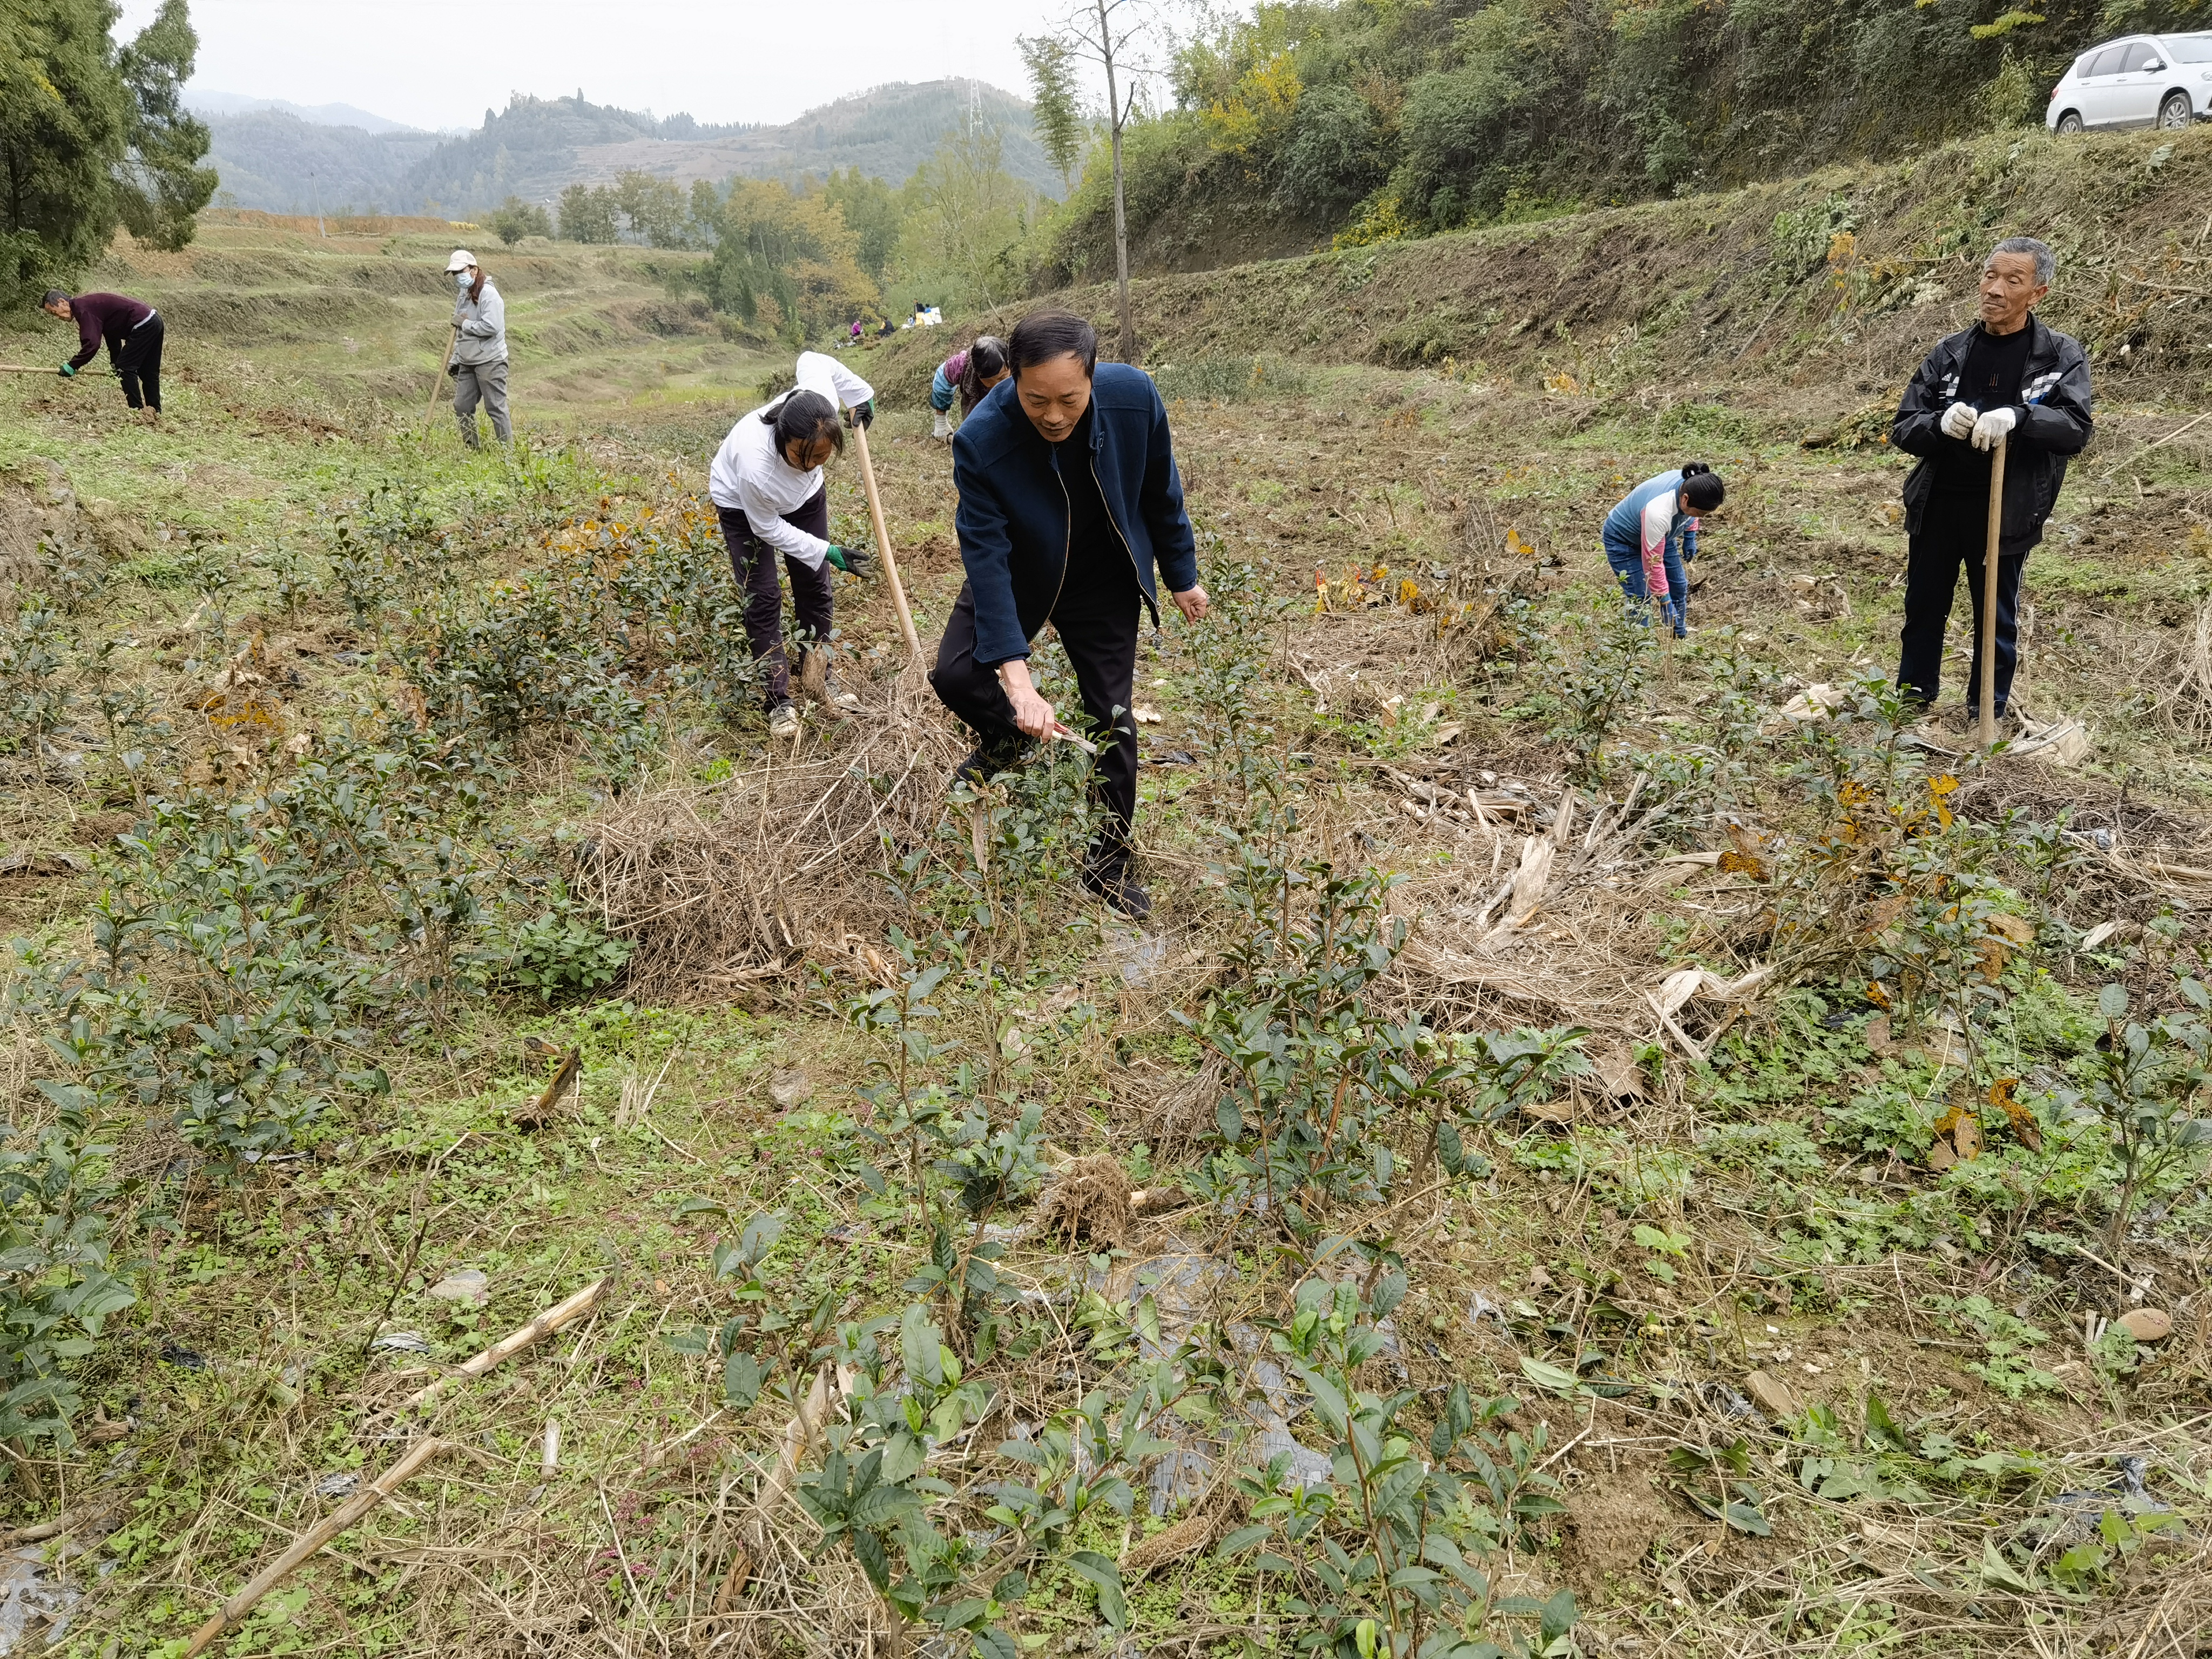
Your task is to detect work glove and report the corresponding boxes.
[1970,405,2018,451]
[1940,401,1977,440]
[932,410,952,440]
[824,544,875,578]
[845,399,874,429]
[58,363,75,379]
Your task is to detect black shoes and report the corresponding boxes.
[1082,857,1151,919]
[954,739,1034,786]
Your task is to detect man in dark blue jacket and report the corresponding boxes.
[929,309,1208,919]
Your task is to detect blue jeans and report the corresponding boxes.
[1603,531,1687,636]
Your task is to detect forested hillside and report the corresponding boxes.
[201,82,1049,218]
[203,111,442,215]
[1043,0,2212,281]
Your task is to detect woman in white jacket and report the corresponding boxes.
[447,249,509,447]
[708,352,878,737]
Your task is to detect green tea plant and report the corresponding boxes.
[703,1209,785,1410]
[914,1098,1048,1345]
[1223,1264,1574,1658]
[1535,598,1654,784]
[942,733,1101,958]
[2074,979,2212,1249]
[0,1121,135,1449]
[0,600,75,758]
[250,538,314,618]
[488,880,631,1004]
[1198,830,1412,1233]
[1628,629,1782,844]
[1778,671,1923,823]
[849,931,962,1228]
[1183,555,1291,800]
[795,1305,1021,1656]
[41,529,106,614]
[1424,1028,1591,1183]
[82,640,171,808]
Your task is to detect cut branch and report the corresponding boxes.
[393,1277,610,1414]
[181,1439,450,1656]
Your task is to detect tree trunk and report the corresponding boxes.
[1100,1,1139,363]
[1109,120,1137,363]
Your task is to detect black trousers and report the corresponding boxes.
[929,564,1140,869]
[1897,493,2025,714]
[116,314,163,412]
[716,492,834,709]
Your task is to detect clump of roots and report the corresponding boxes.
[1034,1155,1132,1249]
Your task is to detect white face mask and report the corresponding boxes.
[455,269,472,288]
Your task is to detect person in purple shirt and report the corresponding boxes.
[41,289,165,416]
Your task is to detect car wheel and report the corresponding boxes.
[2055,110,2085,135]
[2158,91,2193,128]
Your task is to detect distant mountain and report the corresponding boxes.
[199,81,1053,218]
[187,91,422,135]
[203,112,443,216]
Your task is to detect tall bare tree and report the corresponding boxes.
[1053,0,1161,363]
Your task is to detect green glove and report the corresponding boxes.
[58,363,75,379]
[824,544,852,573]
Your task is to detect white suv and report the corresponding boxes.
[2048,32,2212,132]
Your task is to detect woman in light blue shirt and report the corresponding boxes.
[1601,462,1725,637]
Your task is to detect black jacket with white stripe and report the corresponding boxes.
[1891,314,2094,555]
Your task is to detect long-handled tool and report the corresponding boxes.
[0,363,108,375]
[1979,433,2008,750]
[848,416,922,662]
[424,324,457,423]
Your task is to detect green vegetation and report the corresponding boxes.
[484,195,554,247]
[1040,0,2212,278]
[0,0,216,299]
[1021,33,1088,198]
[0,120,2206,1656]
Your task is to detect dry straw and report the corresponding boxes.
[579,683,962,1002]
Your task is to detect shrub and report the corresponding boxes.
[491,885,632,1003]
[0,1124,134,1449]
[485,195,553,246]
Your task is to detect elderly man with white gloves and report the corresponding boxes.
[447,249,510,447]
[1889,236,2092,729]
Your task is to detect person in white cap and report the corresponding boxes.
[446,249,509,447]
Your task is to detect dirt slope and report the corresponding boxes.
[877,125,2212,415]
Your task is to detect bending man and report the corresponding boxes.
[447,249,509,448]
[42,289,164,416]
[1892,237,2092,726]
[929,310,1208,919]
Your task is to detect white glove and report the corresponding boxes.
[1940,402,1977,440]
[1971,405,2018,451]
[931,410,951,440]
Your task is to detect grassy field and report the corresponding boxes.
[0,159,2207,1659]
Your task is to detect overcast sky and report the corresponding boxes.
[114,0,1098,131]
